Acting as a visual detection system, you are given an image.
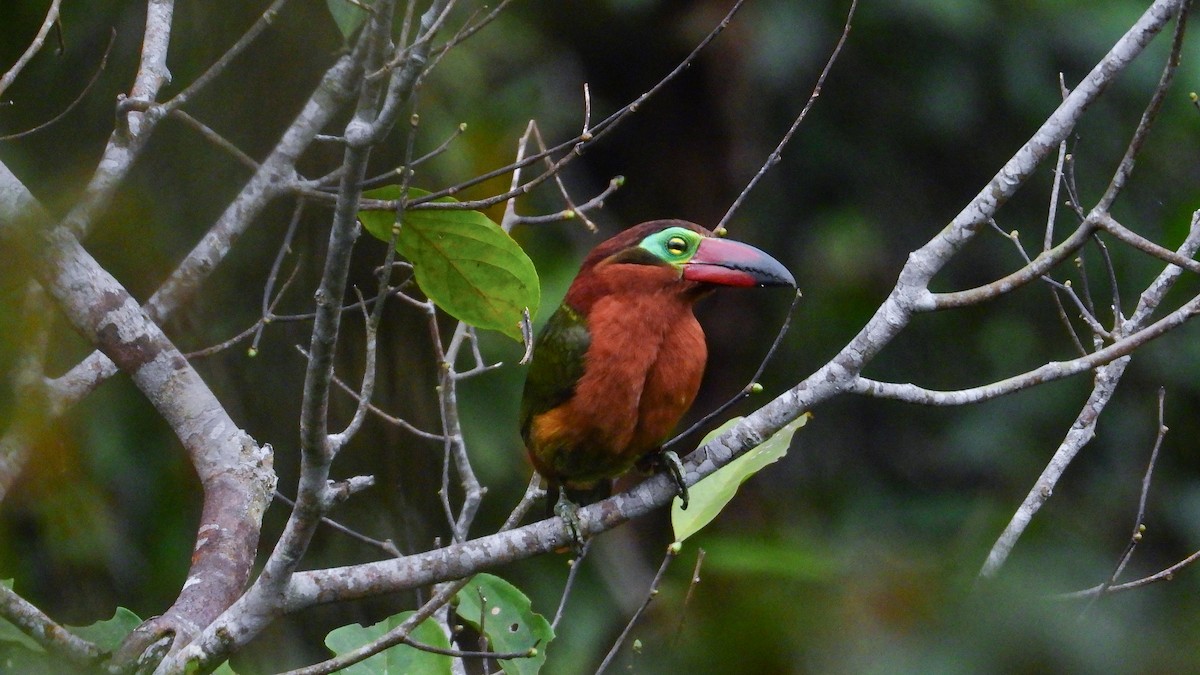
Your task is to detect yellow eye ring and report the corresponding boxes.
[666,236,688,256]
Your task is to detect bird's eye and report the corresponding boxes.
[666,236,689,256]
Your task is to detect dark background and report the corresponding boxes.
[3,0,1200,672]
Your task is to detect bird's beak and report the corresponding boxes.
[682,236,796,288]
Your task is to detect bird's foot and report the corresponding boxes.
[659,450,689,510]
[553,492,586,554]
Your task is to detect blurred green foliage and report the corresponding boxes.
[2,0,1200,672]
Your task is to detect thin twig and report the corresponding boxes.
[184,261,302,359]
[168,109,260,171]
[1079,387,1168,615]
[0,0,63,99]
[1091,234,1123,324]
[716,0,857,233]
[1057,548,1200,600]
[0,29,114,141]
[385,0,749,211]
[1043,112,1091,356]
[1095,0,1189,212]
[281,579,472,675]
[673,547,705,642]
[258,3,398,603]
[551,540,592,631]
[282,472,543,675]
[361,122,468,189]
[273,491,402,557]
[295,344,446,441]
[594,543,678,674]
[398,635,534,660]
[987,220,1110,340]
[162,0,295,112]
[501,474,545,531]
[663,290,801,453]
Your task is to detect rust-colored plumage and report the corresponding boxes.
[520,220,794,512]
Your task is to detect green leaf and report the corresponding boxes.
[671,414,810,542]
[359,187,540,341]
[325,0,371,40]
[324,611,452,675]
[67,607,142,652]
[0,641,55,674]
[699,534,837,582]
[358,185,405,242]
[210,661,240,675]
[0,620,42,654]
[455,574,553,675]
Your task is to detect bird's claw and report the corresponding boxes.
[661,450,689,510]
[554,493,586,554]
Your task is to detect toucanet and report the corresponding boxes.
[519,219,795,542]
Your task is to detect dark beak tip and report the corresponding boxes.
[749,253,796,289]
[768,270,797,288]
[688,236,797,289]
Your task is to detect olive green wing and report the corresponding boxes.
[519,304,591,443]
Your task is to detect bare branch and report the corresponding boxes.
[1096,1,1190,212]
[1094,212,1200,275]
[716,0,858,233]
[980,214,1200,578]
[1058,549,1200,600]
[273,491,402,558]
[853,289,1200,406]
[280,468,544,675]
[0,0,63,99]
[55,0,176,239]
[595,544,678,674]
[0,583,101,666]
[0,29,114,142]
[162,0,295,113]
[168,109,260,172]
[1079,387,1169,614]
[930,221,1095,310]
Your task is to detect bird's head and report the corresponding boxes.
[565,219,795,312]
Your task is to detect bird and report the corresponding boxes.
[519,219,795,542]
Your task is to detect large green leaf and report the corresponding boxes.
[0,595,144,672]
[0,642,54,674]
[359,187,540,342]
[672,414,810,543]
[68,607,141,652]
[325,0,371,40]
[323,611,452,675]
[699,534,838,581]
[455,574,553,675]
